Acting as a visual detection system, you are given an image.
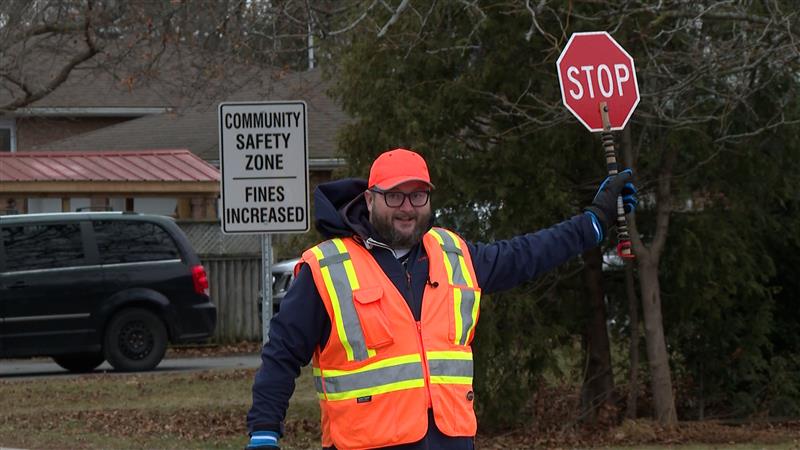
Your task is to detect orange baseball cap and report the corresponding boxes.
[368,148,434,189]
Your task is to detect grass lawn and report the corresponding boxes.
[1,365,798,449]
[0,367,319,450]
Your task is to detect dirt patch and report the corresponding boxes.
[470,380,800,448]
[605,419,800,446]
[473,419,800,449]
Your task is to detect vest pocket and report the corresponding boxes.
[447,285,481,346]
[353,286,394,349]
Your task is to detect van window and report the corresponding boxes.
[94,220,180,264]
[2,223,85,271]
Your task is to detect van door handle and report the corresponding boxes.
[7,281,28,289]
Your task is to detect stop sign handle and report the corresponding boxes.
[600,101,635,260]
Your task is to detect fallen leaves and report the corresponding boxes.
[166,341,263,358]
[3,363,800,449]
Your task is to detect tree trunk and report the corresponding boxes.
[637,255,678,426]
[622,126,678,427]
[625,262,640,419]
[580,246,616,423]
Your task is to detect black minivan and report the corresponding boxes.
[0,212,216,372]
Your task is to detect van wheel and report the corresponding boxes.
[52,352,105,373]
[104,308,167,372]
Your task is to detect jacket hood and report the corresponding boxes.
[314,178,373,240]
[314,177,436,244]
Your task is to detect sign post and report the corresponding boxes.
[556,31,639,259]
[218,101,309,342]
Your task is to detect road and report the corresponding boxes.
[0,354,262,380]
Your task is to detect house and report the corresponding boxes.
[0,149,220,218]
[0,64,350,341]
[1,68,348,218]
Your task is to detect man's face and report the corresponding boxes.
[365,180,432,248]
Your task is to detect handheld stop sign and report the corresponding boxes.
[557,31,639,131]
[557,31,639,259]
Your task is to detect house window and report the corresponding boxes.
[70,197,91,212]
[0,119,17,151]
[133,197,177,216]
[26,198,61,213]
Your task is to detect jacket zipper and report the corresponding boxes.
[416,321,433,408]
[372,243,432,409]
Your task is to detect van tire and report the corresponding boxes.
[52,352,105,373]
[104,308,167,372]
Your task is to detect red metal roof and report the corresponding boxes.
[0,150,220,182]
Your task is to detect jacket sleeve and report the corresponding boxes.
[246,263,330,435]
[467,213,598,295]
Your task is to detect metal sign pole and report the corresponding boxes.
[261,234,273,344]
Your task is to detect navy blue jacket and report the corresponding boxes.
[247,178,597,449]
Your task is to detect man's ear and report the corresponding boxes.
[364,190,373,214]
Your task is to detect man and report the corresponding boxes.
[246,148,636,450]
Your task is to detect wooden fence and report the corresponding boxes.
[202,255,262,342]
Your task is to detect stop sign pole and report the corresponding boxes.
[556,31,639,259]
[599,101,634,259]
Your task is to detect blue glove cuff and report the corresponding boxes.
[585,210,604,244]
[249,430,279,448]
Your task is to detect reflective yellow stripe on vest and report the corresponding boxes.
[427,229,481,346]
[426,351,473,385]
[313,354,425,401]
[310,239,374,362]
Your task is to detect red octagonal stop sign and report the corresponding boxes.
[557,32,639,132]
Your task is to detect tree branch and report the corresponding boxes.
[321,1,377,36]
[524,0,557,47]
[0,2,101,112]
[377,0,409,37]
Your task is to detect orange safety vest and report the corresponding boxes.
[301,227,482,450]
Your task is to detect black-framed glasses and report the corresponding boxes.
[370,189,431,207]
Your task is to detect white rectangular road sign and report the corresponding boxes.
[218,101,309,234]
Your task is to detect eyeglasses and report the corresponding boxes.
[369,189,431,207]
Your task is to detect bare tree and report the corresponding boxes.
[0,0,347,112]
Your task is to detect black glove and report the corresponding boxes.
[245,431,280,449]
[584,169,637,242]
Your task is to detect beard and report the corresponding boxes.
[370,208,431,248]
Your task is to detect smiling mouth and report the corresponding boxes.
[394,216,416,228]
